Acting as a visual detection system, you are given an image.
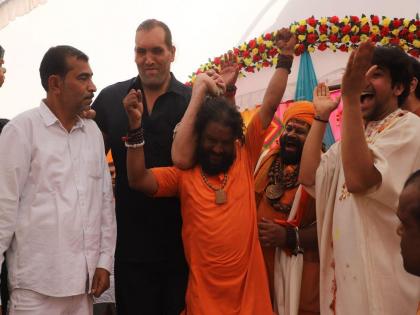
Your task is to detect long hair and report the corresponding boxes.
[194,96,245,145]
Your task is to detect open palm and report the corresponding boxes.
[313,83,340,117]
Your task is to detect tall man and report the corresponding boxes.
[299,42,420,314]
[0,45,116,314]
[92,19,190,314]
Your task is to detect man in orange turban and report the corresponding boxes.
[255,100,320,315]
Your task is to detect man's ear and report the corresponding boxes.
[393,82,406,97]
[170,45,176,62]
[410,77,418,94]
[48,75,62,93]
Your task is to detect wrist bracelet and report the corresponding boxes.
[275,54,294,74]
[314,115,329,123]
[225,84,237,97]
[286,226,304,256]
[125,140,145,148]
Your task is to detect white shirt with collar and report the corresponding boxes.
[0,101,116,299]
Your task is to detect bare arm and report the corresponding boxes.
[259,28,296,129]
[123,89,158,195]
[171,73,225,169]
[340,42,381,193]
[299,83,340,186]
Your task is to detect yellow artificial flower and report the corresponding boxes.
[361,16,369,25]
[351,25,359,33]
[272,56,278,66]
[371,25,380,35]
[403,18,410,27]
[382,17,391,27]
[298,34,306,41]
[392,29,400,36]
[319,34,328,42]
[256,63,262,70]
[399,39,407,45]
[401,44,409,51]
[261,53,268,60]
[265,40,273,49]
[360,34,369,42]
[191,76,196,84]
[414,40,420,48]
[308,45,315,53]
[409,24,417,33]
[341,16,350,24]
[341,35,350,43]
[290,25,298,33]
[244,58,252,66]
[328,43,337,52]
[320,17,328,25]
[240,43,247,51]
[308,26,315,33]
[299,19,307,26]
[380,37,390,45]
[252,48,259,55]
[257,36,264,45]
[331,25,339,34]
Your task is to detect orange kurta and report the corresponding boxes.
[152,114,272,315]
[255,148,320,315]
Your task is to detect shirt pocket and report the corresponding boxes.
[86,158,102,180]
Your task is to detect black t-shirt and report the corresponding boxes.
[92,74,191,264]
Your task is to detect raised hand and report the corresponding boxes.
[123,89,144,130]
[275,28,297,56]
[194,72,226,96]
[341,41,375,100]
[313,83,340,120]
[219,51,239,87]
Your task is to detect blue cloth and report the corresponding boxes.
[294,52,335,148]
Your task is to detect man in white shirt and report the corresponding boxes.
[0,45,116,315]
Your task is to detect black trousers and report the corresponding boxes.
[1,259,8,314]
[114,260,188,315]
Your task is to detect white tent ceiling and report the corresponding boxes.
[0,0,46,30]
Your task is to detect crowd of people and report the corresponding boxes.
[0,17,419,315]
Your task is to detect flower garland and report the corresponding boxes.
[187,14,420,85]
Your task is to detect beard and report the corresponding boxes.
[279,134,303,165]
[196,146,235,176]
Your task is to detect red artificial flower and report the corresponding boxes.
[371,15,380,25]
[185,81,192,87]
[407,33,415,43]
[258,44,266,53]
[242,50,250,58]
[307,16,317,27]
[307,33,318,44]
[295,44,305,56]
[268,48,278,57]
[417,30,420,38]
[350,16,360,23]
[264,33,272,40]
[408,49,420,57]
[370,34,378,42]
[213,57,221,65]
[390,38,400,45]
[195,69,203,75]
[249,39,257,49]
[245,66,255,73]
[330,16,339,24]
[415,20,420,27]
[298,24,307,33]
[341,24,351,35]
[318,42,328,51]
[233,48,240,56]
[319,24,328,34]
[262,61,270,68]
[400,28,408,37]
[392,19,402,28]
[329,34,338,43]
[381,26,390,37]
[339,45,348,52]
[361,24,370,33]
[252,54,261,63]
[350,35,360,43]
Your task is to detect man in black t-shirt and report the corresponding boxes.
[92,19,191,315]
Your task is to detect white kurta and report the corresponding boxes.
[312,110,420,315]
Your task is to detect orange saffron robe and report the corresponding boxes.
[151,114,272,315]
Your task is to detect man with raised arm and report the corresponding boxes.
[299,42,420,315]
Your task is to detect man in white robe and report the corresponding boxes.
[299,42,420,315]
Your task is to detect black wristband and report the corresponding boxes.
[285,226,297,251]
[314,115,329,123]
[275,54,294,73]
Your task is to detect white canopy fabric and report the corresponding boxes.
[0,0,46,30]
[235,0,420,109]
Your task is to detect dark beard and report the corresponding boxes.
[279,134,303,165]
[196,146,234,176]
